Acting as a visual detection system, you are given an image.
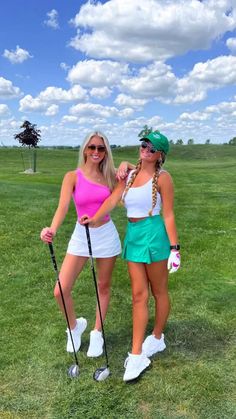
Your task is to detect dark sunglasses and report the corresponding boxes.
[87,144,106,152]
[140,141,156,154]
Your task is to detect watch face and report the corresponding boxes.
[171,245,180,250]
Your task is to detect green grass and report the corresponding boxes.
[0,145,236,419]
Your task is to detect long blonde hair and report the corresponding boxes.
[122,152,165,215]
[78,131,116,191]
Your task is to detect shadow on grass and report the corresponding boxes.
[162,318,232,358]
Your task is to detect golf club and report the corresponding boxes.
[48,242,80,378]
[85,224,111,381]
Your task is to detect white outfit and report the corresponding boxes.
[67,220,121,258]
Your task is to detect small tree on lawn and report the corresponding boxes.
[176,138,183,145]
[14,120,41,172]
[187,138,194,145]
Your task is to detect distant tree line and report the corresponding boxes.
[138,125,236,146]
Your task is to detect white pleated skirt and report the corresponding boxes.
[67,220,121,258]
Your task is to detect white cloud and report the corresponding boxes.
[0,104,10,116]
[115,94,148,109]
[179,111,210,121]
[173,55,236,104]
[19,85,88,113]
[70,103,118,118]
[70,0,236,62]
[121,61,177,101]
[67,59,129,87]
[62,115,78,123]
[0,77,21,98]
[226,37,236,54]
[3,45,33,64]
[44,9,59,29]
[69,102,133,119]
[90,87,112,99]
[45,104,59,116]
[205,100,236,115]
[38,85,88,102]
[188,55,236,86]
[119,55,236,106]
[60,62,70,71]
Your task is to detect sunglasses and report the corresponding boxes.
[87,144,106,152]
[140,141,157,154]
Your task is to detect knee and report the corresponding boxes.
[98,279,111,296]
[152,288,169,301]
[54,279,69,300]
[132,289,149,305]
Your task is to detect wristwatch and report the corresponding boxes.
[170,244,180,251]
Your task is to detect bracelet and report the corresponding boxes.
[170,244,180,251]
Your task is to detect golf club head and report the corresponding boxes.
[93,366,110,381]
[68,364,80,378]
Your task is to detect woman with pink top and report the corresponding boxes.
[40,132,130,357]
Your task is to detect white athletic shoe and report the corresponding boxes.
[142,333,166,357]
[87,330,104,357]
[66,317,87,353]
[123,352,151,382]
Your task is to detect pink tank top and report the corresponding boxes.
[73,169,111,221]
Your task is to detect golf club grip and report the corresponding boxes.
[48,242,58,272]
[85,224,92,256]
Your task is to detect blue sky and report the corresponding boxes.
[1,0,236,146]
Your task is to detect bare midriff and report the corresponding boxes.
[90,219,110,228]
[128,217,148,223]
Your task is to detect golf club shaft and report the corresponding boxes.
[48,242,79,367]
[85,225,109,367]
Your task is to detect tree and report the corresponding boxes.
[14,120,41,172]
[205,139,211,144]
[15,120,41,148]
[138,125,153,138]
[229,137,236,146]
[176,139,183,145]
[187,138,194,145]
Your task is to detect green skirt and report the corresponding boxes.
[122,215,170,264]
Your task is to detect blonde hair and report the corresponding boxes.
[122,152,165,215]
[78,131,116,191]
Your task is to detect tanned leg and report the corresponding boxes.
[128,262,149,354]
[54,254,88,329]
[93,256,117,330]
[146,260,170,339]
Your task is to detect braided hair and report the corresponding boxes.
[122,152,165,216]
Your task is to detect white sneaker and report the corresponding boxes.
[123,353,151,382]
[142,333,166,357]
[66,317,87,353]
[87,330,104,357]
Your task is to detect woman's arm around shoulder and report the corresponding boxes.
[116,161,136,181]
[80,179,126,226]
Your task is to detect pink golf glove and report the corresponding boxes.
[167,251,181,273]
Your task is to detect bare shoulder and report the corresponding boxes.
[63,170,77,185]
[158,170,173,187]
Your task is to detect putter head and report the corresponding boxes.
[68,364,80,378]
[93,366,110,381]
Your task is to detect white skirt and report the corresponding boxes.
[67,220,121,258]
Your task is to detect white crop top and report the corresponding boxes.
[123,170,162,217]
